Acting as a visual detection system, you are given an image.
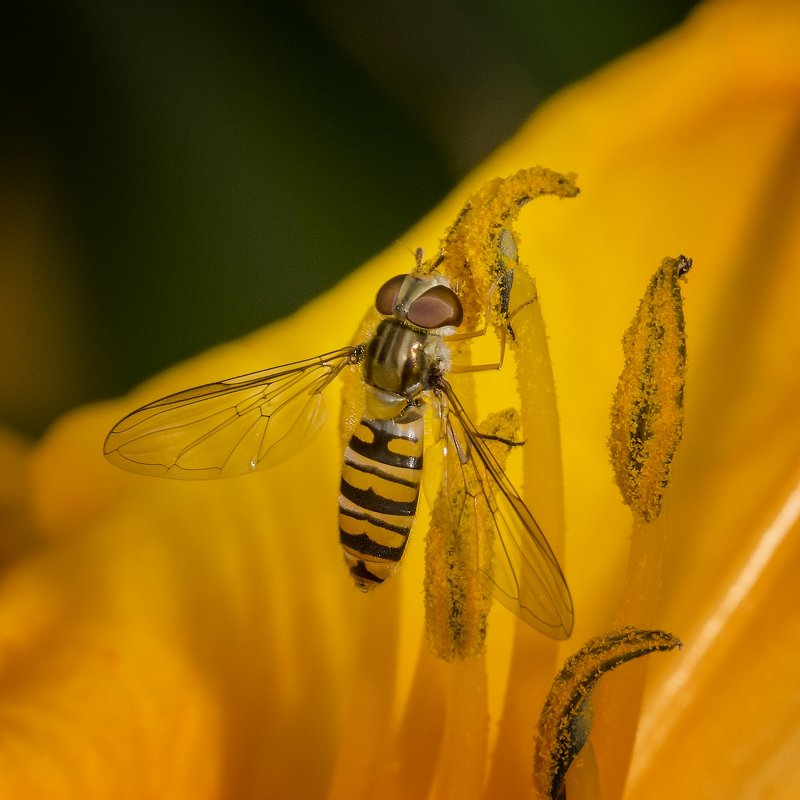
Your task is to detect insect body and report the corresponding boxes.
[339,272,461,589]
[105,270,574,639]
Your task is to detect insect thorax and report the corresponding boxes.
[362,318,447,418]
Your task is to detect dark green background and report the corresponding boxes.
[3,0,699,436]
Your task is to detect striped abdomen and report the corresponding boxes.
[339,410,424,590]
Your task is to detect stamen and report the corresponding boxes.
[533,627,681,799]
[608,255,692,522]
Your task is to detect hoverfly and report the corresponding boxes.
[104,263,574,640]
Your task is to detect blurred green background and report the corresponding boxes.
[2,0,700,438]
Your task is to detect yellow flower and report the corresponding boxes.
[3,0,800,797]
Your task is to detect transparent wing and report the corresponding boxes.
[104,346,361,479]
[441,382,574,639]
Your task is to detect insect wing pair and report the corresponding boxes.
[104,273,574,640]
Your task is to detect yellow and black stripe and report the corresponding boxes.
[339,413,424,589]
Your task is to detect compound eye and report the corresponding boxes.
[375,274,407,315]
[407,285,463,329]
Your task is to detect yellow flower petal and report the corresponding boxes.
[2,0,799,797]
[630,464,800,797]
